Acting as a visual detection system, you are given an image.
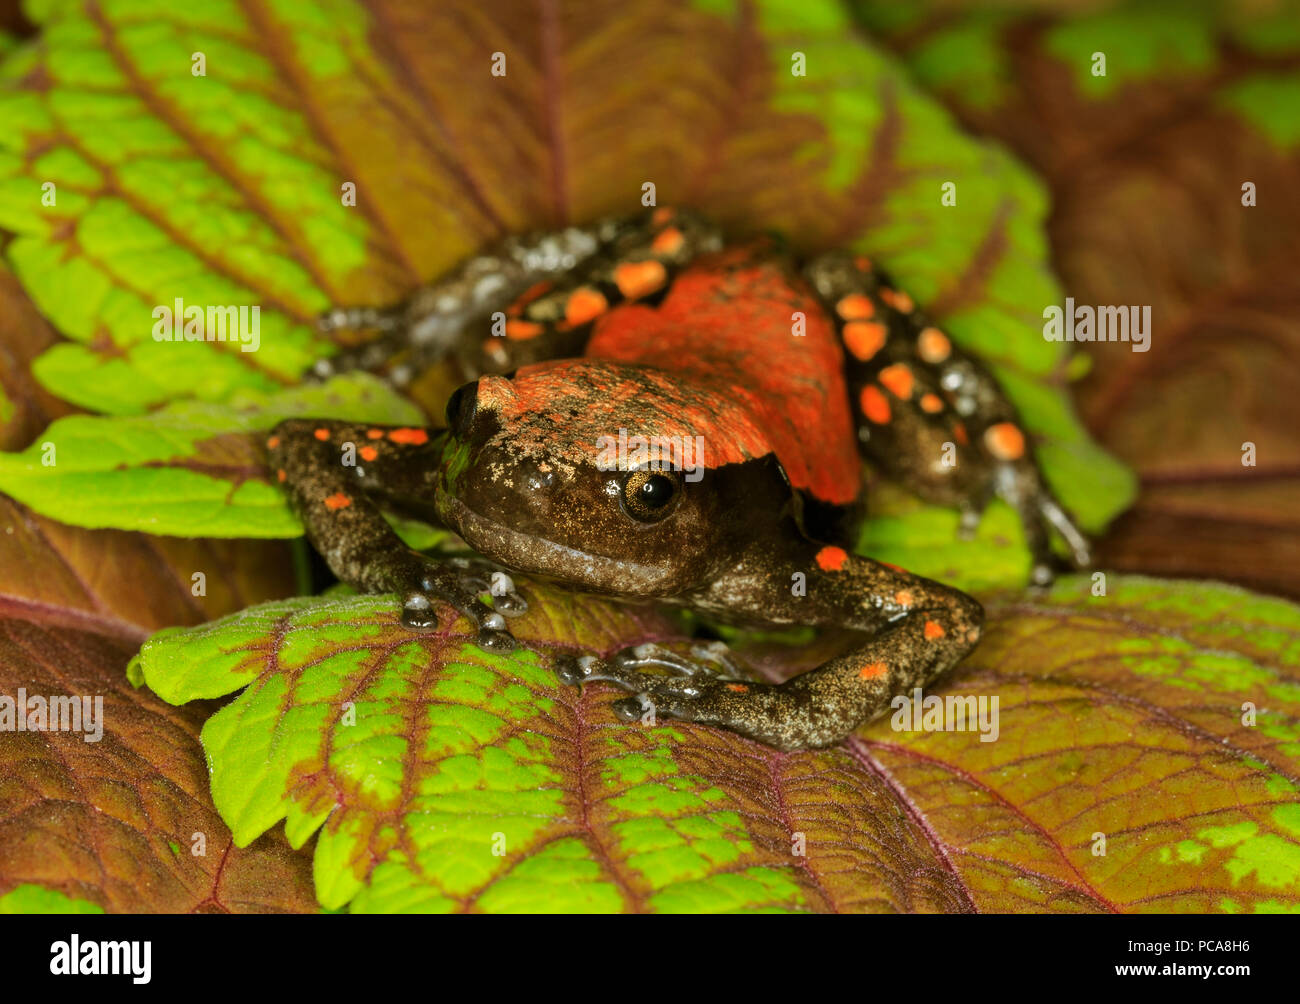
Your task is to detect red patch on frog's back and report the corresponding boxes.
[581,243,860,505]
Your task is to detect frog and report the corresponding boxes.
[268,208,1091,751]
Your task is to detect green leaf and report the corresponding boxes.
[0,885,105,914]
[132,574,1300,913]
[0,372,420,536]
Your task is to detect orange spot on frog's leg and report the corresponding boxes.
[508,280,554,317]
[651,207,675,226]
[324,492,352,511]
[388,427,429,445]
[853,255,872,271]
[505,319,544,340]
[952,422,969,446]
[860,385,891,424]
[878,363,915,400]
[924,620,946,640]
[359,446,379,462]
[366,428,385,439]
[917,327,951,363]
[880,288,915,313]
[835,293,875,320]
[725,683,750,693]
[563,286,609,327]
[614,260,668,300]
[313,427,331,441]
[815,545,849,571]
[859,661,888,681]
[920,393,944,414]
[651,226,685,256]
[984,421,1026,461]
[843,321,887,361]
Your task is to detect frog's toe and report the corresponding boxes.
[1039,496,1092,568]
[609,640,746,678]
[611,694,654,723]
[611,643,713,677]
[554,654,597,686]
[400,593,439,630]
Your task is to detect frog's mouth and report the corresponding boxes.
[439,495,680,598]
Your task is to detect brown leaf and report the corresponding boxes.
[0,614,317,912]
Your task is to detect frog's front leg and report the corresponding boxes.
[267,418,515,650]
[558,542,983,751]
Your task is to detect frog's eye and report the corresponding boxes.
[445,380,479,437]
[619,469,682,523]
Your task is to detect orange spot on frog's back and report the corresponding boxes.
[366,428,385,439]
[313,427,330,441]
[276,469,286,483]
[815,545,849,571]
[878,363,915,400]
[860,385,891,424]
[984,421,1026,461]
[843,321,887,361]
[725,683,750,693]
[324,492,352,510]
[265,435,280,450]
[894,589,914,607]
[651,207,676,227]
[614,260,668,300]
[388,427,429,445]
[859,661,888,680]
[920,393,944,414]
[359,446,379,462]
[924,620,946,640]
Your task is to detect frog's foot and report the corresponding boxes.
[997,467,1092,587]
[1038,495,1091,569]
[391,556,516,652]
[553,654,743,724]
[553,642,767,731]
[443,557,529,617]
[605,640,744,677]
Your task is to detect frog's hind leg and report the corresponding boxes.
[311,208,722,386]
[804,251,1091,584]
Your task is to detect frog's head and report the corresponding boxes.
[435,359,787,597]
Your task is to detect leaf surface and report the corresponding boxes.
[133,574,1300,913]
[0,372,421,536]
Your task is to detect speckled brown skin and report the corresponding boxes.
[273,209,1088,750]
